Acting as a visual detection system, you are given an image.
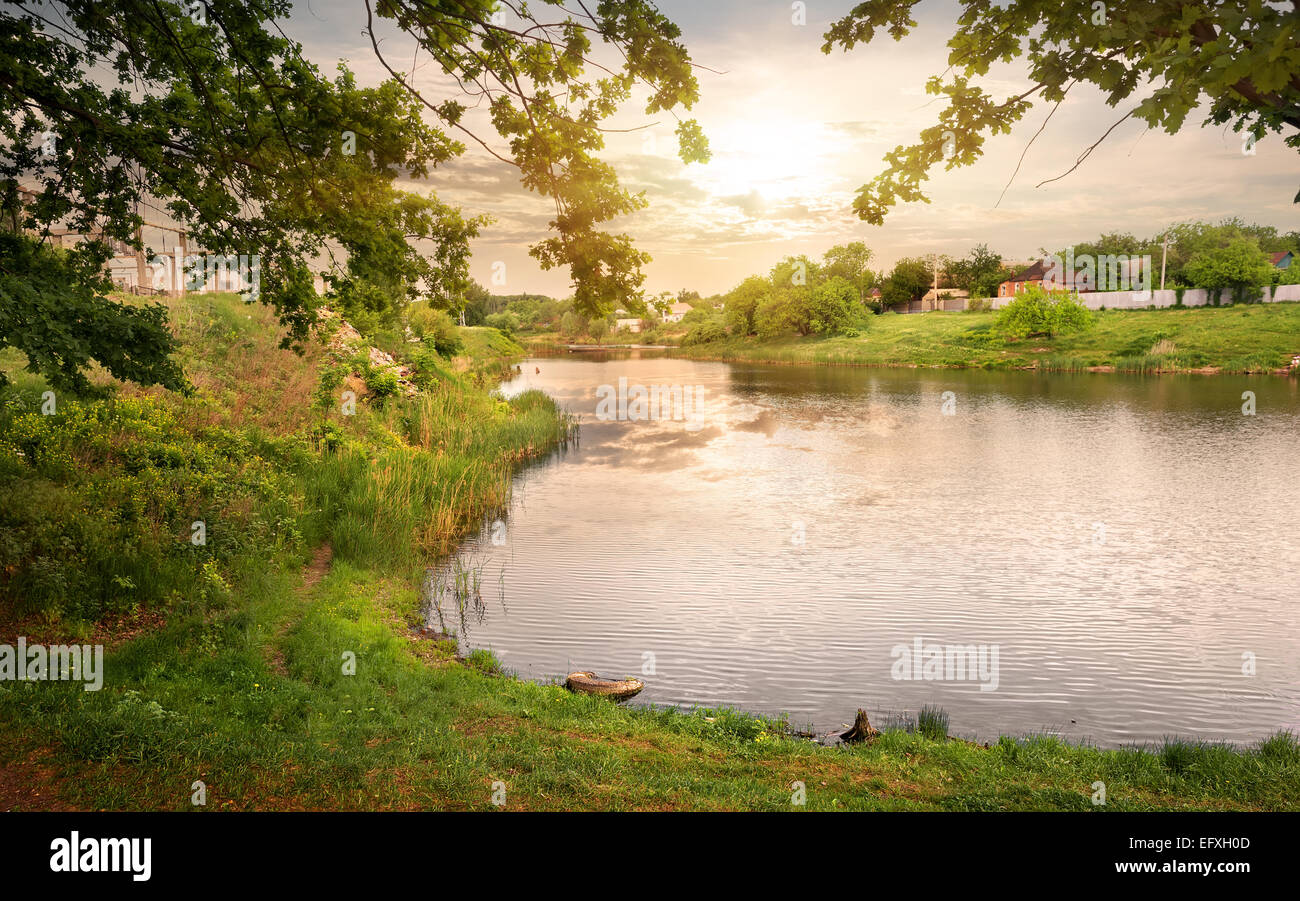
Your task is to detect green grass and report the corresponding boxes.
[3,555,1296,810]
[673,303,1300,374]
[2,291,1298,811]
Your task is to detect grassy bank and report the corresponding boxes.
[2,292,1297,811]
[671,303,1300,374]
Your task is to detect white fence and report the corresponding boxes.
[991,283,1300,311]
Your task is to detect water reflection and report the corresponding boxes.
[439,351,1300,748]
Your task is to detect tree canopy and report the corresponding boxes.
[1,0,708,390]
[1046,218,1300,288]
[823,1,1300,224]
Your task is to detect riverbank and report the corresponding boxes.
[661,304,1300,375]
[1,293,1297,810]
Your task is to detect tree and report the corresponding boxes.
[1,0,708,390]
[459,281,493,326]
[722,275,770,336]
[484,311,520,335]
[770,255,822,292]
[822,241,876,302]
[880,257,932,309]
[1044,219,1297,288]
[948,244,1006,298]
[809,276,858,335]
[0,233,185,393]
[755,287,810,338]
[1183,238,1275,294]
[559,311,586,338]
[823,2,1300,223]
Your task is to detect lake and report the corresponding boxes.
[434,351,1300,748]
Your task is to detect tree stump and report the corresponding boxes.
[840,709,880,744]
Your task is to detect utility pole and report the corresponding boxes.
[1160,233,1169,292]
[179,229,189,296]
[135,221,148,294]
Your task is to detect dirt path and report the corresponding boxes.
[265,543,333,676]
[0,746,76,811]
[301,543,334,589]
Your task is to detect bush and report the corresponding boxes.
[0,397,299,622]
[407,305,463,356]
[809,276,857,335]
[484,311,520,335]
[405,343,448,391]
[364,368,399,399]
[681,316,728,346]
[994,286,1094,338]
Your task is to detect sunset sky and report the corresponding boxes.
[293,0,1299,299]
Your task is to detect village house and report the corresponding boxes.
[1269,250,1293,270]
[613,309,642,333]
[663,301,693,323]
[920,287,969,311]
[997,259,1094,298]
[9,182,267,295]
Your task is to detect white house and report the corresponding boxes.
[663,301,693,324]
[613,310,642,333]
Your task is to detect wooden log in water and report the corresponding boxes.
[564,671,644,701]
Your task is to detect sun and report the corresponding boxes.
[690,119,841,204]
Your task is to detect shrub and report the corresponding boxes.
[809,276,857,335]
[407,305,463,356]
[681,315,728,346]
[994,285,1094,338]
[364,368,400,399]
[0,397,298,622]
[405,343,448,391]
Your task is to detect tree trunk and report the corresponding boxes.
[840,709,879,744]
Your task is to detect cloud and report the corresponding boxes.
[287,0,1300,297]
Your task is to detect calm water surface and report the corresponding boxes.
[437,352,1300,747]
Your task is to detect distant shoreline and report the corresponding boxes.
[524,303,1300,376]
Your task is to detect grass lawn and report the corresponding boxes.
[2,292,1297,811]
[3,554,1297,811]
[673,303,1300,374]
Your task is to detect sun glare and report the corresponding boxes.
[693,120,841,204]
